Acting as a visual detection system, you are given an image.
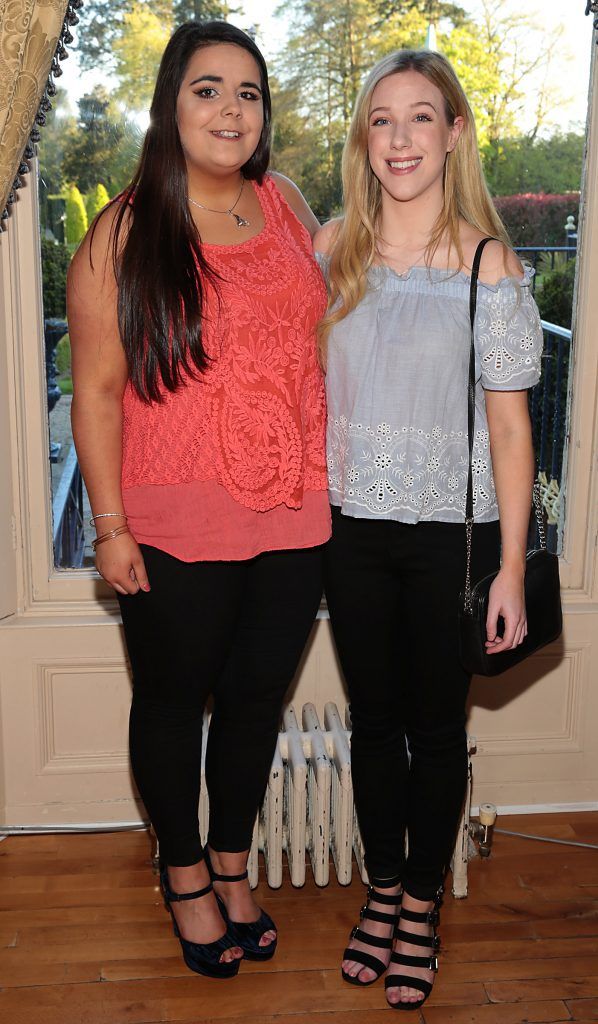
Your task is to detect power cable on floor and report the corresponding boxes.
[495,827,598,850]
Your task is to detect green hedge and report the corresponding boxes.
[535,259,576,331]
[65,185,88,245]
[41,239,71,319]
[56,333,71,376]
[493,193,579,247]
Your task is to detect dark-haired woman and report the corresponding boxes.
[67,21,329,980]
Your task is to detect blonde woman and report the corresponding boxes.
[314,50,543,1010]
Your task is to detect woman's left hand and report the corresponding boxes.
[485,566,527,653]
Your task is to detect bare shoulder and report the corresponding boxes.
[268,171,320,237]
[68,199,130,293]
[269,171,305,206]
[460,226,523,285]
[312,218,342,255]
[66,198,128,380]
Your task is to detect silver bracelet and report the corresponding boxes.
[89,512,128,527]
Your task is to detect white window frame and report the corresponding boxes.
[1,169,114,614]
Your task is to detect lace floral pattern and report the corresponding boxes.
[328,419,494,519]
[122,176,328,512]
[476,278,543,386]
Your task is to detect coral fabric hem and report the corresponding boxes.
[124,480,331,562]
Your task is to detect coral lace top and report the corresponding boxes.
[121,175,330,561]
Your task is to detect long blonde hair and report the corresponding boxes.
[320,50,510,348]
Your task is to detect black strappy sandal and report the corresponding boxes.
[160,866,242,979]
[341,880,403,986]
[206,858,278,962]
[385,887,443,1011]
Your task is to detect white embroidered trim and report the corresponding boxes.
[327,418,494,518]
[476,290,543,385]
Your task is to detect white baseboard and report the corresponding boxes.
[0,820,147,835]
[1,803,596,838]
[471,801,598,815]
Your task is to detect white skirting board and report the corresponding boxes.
[3,800,595,838]
[471,802,598,815]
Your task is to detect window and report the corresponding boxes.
[23,3,598,590]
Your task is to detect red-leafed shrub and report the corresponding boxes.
[493,193,580,247]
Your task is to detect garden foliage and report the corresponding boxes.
[40,239,71,319]
[535,257,576,331]
[65,185,88,246]
[493,193,580,247]
[85,183,110,223]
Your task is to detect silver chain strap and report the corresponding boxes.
[463,517,474,614]
[463,484,547,616]
[532,481,547,550]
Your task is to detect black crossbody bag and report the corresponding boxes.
[457,237,562,677]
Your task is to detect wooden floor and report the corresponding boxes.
[0,812,597,1023]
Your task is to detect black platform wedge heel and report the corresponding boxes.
[206,856,278,962]
[160,866,243,979]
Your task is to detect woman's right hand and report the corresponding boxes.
[95,532,150,595]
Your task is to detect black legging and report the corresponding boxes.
[324,507,501,898]
[118,543,323,866]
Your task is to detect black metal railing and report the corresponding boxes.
[514,246,576,293]
[52,443,86,568]
[530,320,572,552]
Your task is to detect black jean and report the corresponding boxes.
[118,543,323,866]
[324,507,501,899]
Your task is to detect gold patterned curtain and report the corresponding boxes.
[0,0,69,217]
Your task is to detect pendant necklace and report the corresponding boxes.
[188,178,250,228]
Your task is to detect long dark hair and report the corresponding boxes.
[108,21,272,402]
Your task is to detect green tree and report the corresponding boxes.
[62,88,127,194]
[76,0,170,71]
[173,0,238,20]
[488,133,584,197]
[271,75,344,219]
[77,0,235,71]
[105,120,146,194]
[113,3,172,111]
[278,1,374,136]
[459,0,564,185]
[38,94,77,195]
[85,183,111,222]
[65,185,88,245]
[373,0,469,27]
[38,95,78,238]
[41,89,143,216]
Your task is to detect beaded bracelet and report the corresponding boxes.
[89,512,128,527]
[92,525,130,551]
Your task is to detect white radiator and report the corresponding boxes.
[196,702,475,897]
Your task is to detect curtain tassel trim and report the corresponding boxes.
[1,0,84,230]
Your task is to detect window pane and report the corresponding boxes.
[37,2,593,567]
[38,49,146,568]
